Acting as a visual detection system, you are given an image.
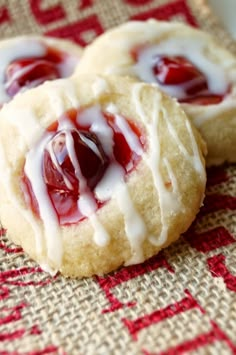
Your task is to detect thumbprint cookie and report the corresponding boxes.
[0,35,81,107]
[77,20,236,166]
[0,75,206,277]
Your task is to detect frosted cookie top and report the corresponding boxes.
[77,20,235,108]
[0,75,206,277]
[0,35,81,106]
[76,20,236,166]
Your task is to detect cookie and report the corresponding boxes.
[0,74,206,277]
[0,35,82,107]
[76,20,236,166]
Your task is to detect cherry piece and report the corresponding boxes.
[153,56,205,86]
[151,55,226,105]
[104,112,142,172]
[5,47,66,97]
[43,130,109,195]
[22,109,144,225]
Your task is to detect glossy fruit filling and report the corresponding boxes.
[132,46,227,105]
[5,46,69,97]
[152,55,226,105]
[22,108,144,225]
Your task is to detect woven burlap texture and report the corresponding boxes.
[0,1,236,354]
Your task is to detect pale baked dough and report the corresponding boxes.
[0,35,82,106]
[0,74,206,277]
[76,20,236,166]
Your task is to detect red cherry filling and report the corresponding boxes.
[153,56,204,86]
[5,47,68,97]
[151,55,226,105]
[43,130,109,194]
[22,108,144,225]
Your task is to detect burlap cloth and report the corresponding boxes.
[0,1,236,354]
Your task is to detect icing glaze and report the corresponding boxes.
[22,103,144,268]
[132,83,205,246]
[24,131,63,268]
[1,37,79,105]
[132,40,229,99]
[98,20,236,125]
[115,182,146,265]
[0,77,205,273]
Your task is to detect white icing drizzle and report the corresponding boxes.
[47,135,74,191]
[58,115,110,247]
[115,183,146,265]
[58,54,79,78]
[89,214,110,247]
[132,83,204,246]
[79,105,115,157]
[185,119,206,182]
[132,39,228,99]
[161,107,205,183]
[79,105,146,261]
[21,103,146,261]
[1,79,205,270]
[132,85,171,245]
[0,143,44,256]
[102,23,236,126]
[0,41,45,103]
[0,38,79,105]
[106,103,119,114]
[115,114,143,155]
[95,163,124,201]
[25,131,63,268]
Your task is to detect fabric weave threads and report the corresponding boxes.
[0,1,236,354]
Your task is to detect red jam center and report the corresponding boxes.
[131,46,227,105]
[151,55,225,105]
[5,46,68,97]
[22,109,144,225]
[153,55,227,105]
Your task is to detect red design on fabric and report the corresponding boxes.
[199,194,236,216]
[0,328,25,341]
[78,0,93,9]
[0,6,10,24]
[29,0,66,25]
[0,286,9,300]
[0,232,23,254]
[0,267,52,286]
[0,302,28,326]
[97,252,174,313]
[123,290,203,340]
[124,0,153,6]
[100,287,135,314]
[131,0,198,26]
[208,254,236,292]
[45,15,104,46]
[184,226,235,253]
[142,321,236,354]
[0,270,57,352]
[0,346,59,355]
[30,325,42,335]
[0,243,22,254]
[206,166,229,187]
[26,346,59,355]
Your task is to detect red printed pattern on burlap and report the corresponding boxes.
[0,230,58,354]
[0,0,199,45]
[96,163,236,353]
[0,6,10,24]
[0,1,235,354]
